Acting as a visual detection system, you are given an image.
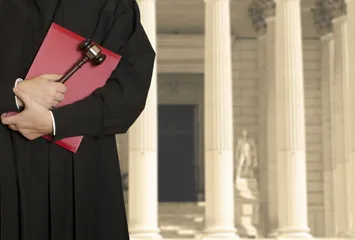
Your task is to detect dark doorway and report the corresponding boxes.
[158,104,198,202]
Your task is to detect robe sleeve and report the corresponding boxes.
[51,0,155,140]
[0,79,21,114]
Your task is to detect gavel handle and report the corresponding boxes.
[57,56,89,83]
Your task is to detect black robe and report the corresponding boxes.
[0,0,155,239]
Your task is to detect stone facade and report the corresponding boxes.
[114,0,355,238]
[115,36,329,238]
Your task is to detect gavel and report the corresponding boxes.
[57,39,106,83]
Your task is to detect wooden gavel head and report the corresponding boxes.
[79,39,106,65]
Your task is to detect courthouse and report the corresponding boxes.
[116,0,355,239]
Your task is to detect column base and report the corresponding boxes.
[199,234,239,240]
[276,227,312,239]
[129,233,162,240]
[276,234,312,239]
[267,229,278,238]
[129,228,162,240]
[199,227,239,240]
[336,231,355,238]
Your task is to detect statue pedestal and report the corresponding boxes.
[235,178,261,238]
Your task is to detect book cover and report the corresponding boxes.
[19,23,121,153]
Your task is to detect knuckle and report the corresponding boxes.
[61,84,67,92]
[48,91,56,99]
[53,83,66,92]
[42,74,51,79]
[17,81,26,90]
[49,85,56,91]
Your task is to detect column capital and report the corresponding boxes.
[312,0,347,35]
[248,0,276,35]
[325,0,347,18]
[312,0,334,35]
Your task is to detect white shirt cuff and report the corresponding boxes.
[14,78,23,109]
[49,110,56,136]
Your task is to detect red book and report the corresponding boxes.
[10,23,121,153]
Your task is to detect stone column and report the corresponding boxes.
[346,0,355,232]
[264,12,278,238]
[249,0,278,237]
[313,2,336,235]
[128,0,161,239]
[202,0,237,239]
[330,1,354,236]
[274,0,311,237]
[320,33,336,238]
[256,30,268,238]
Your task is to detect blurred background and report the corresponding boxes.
[115,0,353,239]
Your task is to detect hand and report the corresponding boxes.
[1,87,53,140]
[16,74,66,109]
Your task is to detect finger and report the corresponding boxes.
[42,74,63,81]
[8,124,18,131]
[1,113,17,125]
[52,101,60,108]
[55,92,64,102]
[54,83,67,93]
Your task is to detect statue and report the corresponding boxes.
[234,129,260,237]
[235,129,258,184]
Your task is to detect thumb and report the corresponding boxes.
[42,74,63,81]
[1,112,18,125]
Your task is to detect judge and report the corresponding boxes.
[0,0,155,239]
